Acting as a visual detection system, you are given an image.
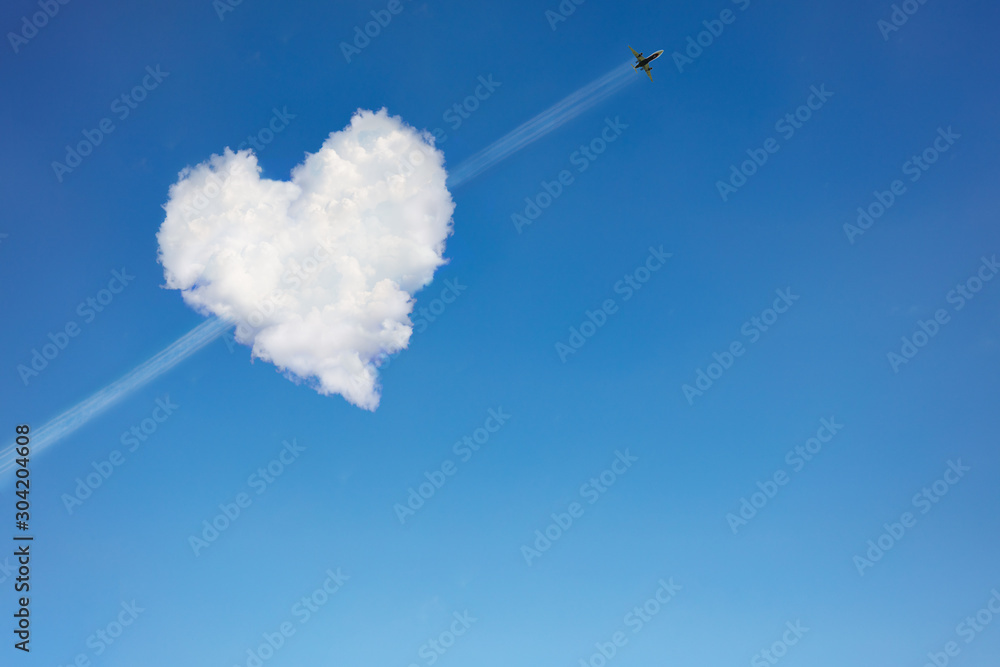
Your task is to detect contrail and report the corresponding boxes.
[0,317,230,476]
[447,61,638,187]
[2,64,638,475]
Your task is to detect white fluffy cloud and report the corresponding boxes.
[157,108,454,410]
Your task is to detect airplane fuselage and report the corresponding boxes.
[636,50,664,68]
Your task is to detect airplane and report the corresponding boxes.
[629,45,664,81]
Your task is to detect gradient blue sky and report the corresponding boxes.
[2,0,1000,665]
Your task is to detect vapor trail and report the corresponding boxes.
[0,317,230,476]
[447,62,638,187]
[2,64,639,475]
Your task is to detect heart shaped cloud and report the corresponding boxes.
[157,108,454,410]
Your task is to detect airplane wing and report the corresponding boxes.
[644,65,654,81]
[628,45,641,59]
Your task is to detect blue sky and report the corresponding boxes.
[2,0,1000,665]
